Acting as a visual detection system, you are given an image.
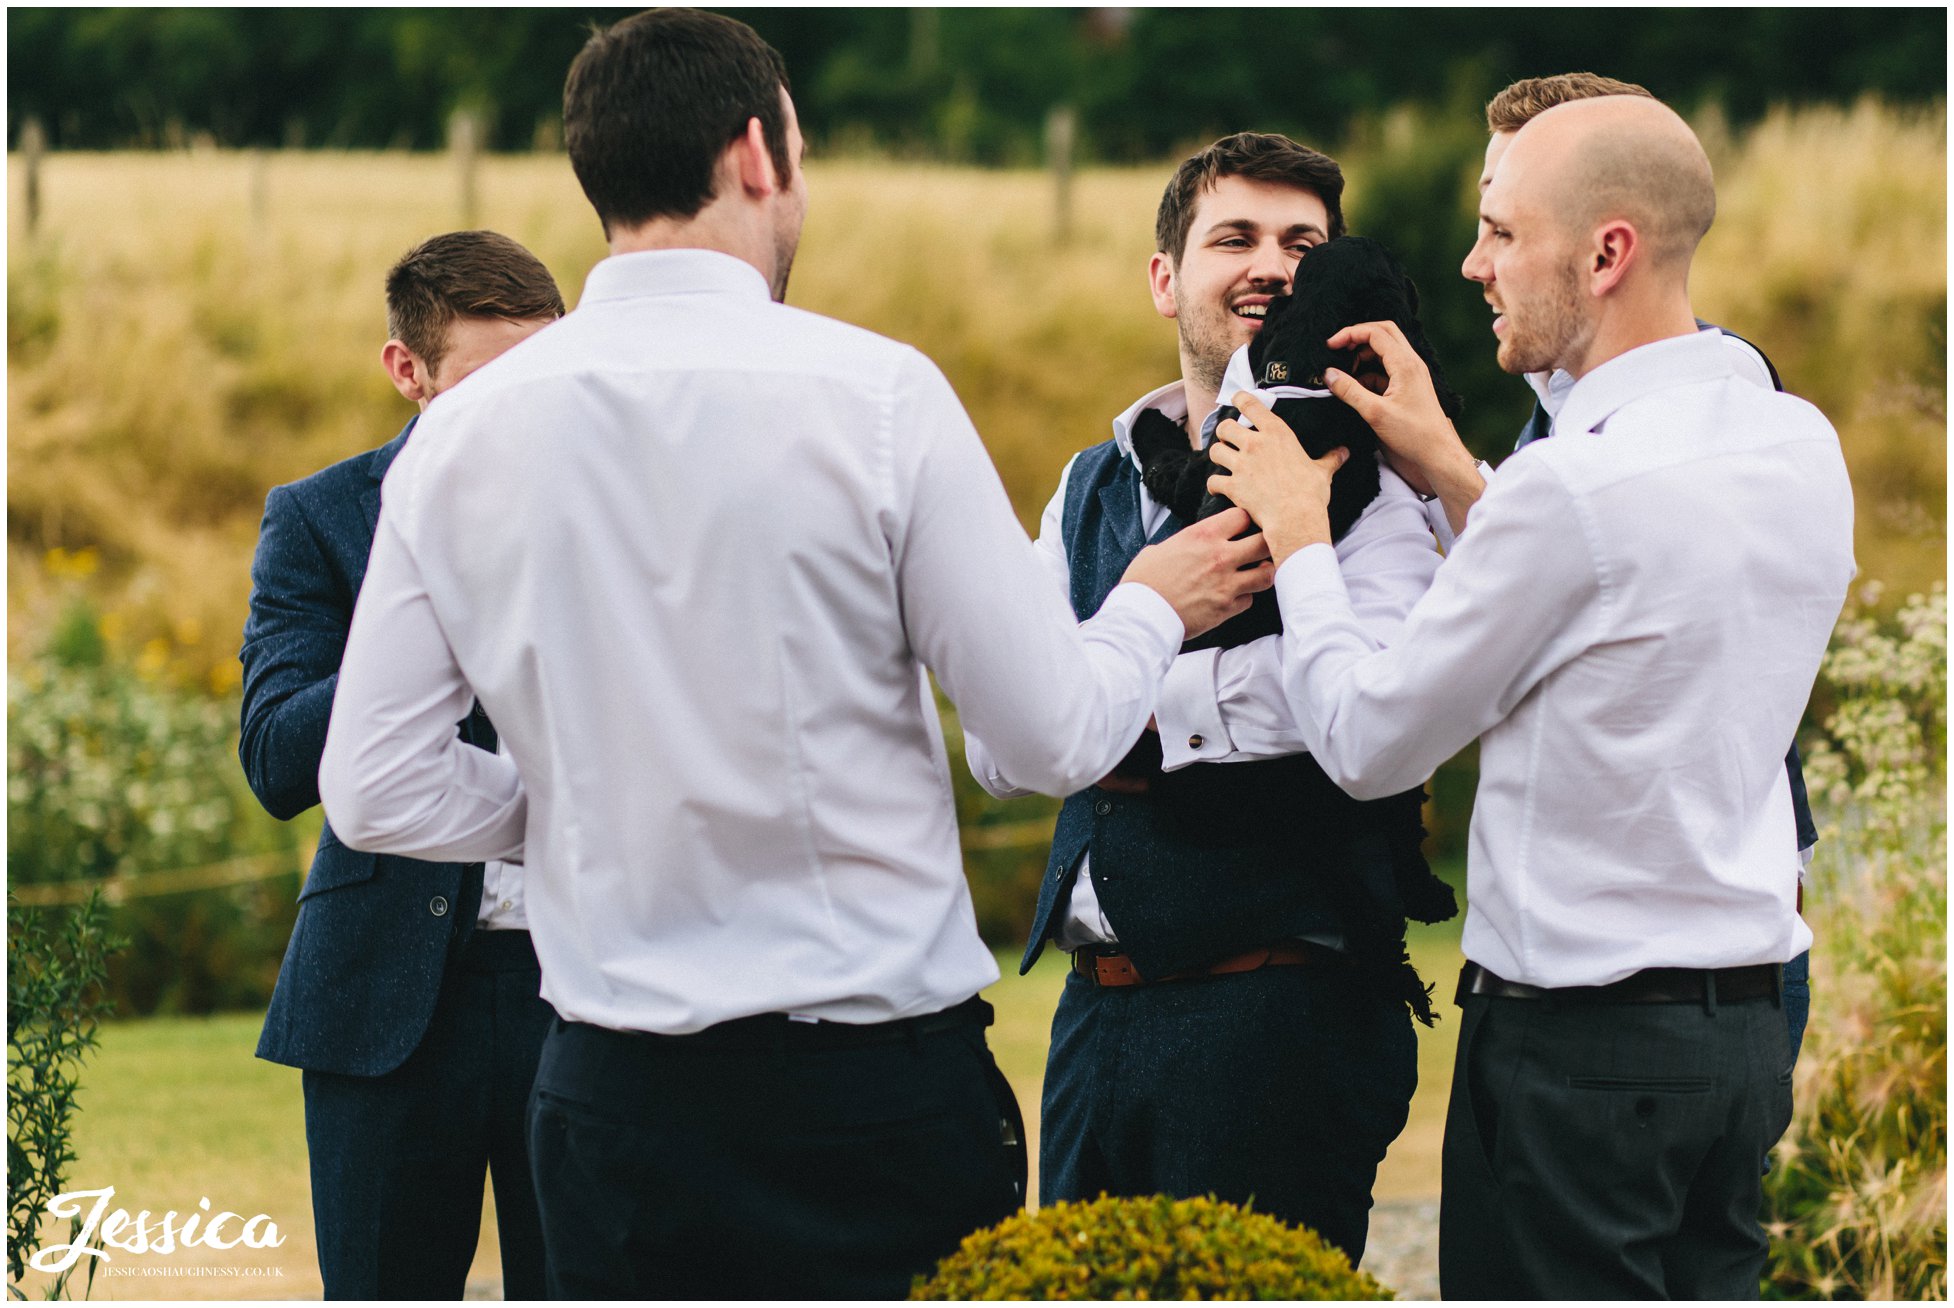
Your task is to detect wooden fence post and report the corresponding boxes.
[449,107,481,228]
[249,147,269,228]
[21,116,46,237]
[1046,105,1076,244]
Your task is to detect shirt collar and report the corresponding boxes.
[578,248,773,307]
[1111,380,1191,465]
[1554,328,1742,439]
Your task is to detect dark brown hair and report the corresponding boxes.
[1485,73,1655,134]
[385,230,564,372]
[1155,132,1346,264]
[564,8,794,235]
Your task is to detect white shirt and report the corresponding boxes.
[1271,330,1854,987]
[318,248,1186,1034]
[965,373,1442,947]
[1425,327,1775,550]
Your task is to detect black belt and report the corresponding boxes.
[457,927,539,972]
[558,993,994,1053]
[1459,960,1781,1006]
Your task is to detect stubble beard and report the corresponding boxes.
[1498,260,1591,376]
[1179,310,1235,404]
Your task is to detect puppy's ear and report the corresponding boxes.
[1401,272,1420,318]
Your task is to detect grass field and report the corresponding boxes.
[26,921,1463,1299]
[9,100,1944,690]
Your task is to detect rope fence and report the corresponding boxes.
[9,821,1056,908]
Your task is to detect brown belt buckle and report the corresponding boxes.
[1076,951,1144,986]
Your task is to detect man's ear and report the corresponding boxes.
[1147,251,1178,320]
[733,116,778,198]
[382,339,430,404]
[1588,220,1638,297]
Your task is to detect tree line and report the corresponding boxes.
[8,7,1945,160]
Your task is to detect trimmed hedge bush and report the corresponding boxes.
[911,1193,1391,1300]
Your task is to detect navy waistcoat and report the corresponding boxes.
[1020,441,1439,995]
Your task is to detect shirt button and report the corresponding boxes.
[1094,799,1114,816]
[1188,734,1205,750]
[500,900,514,912]
[429,896,449,917]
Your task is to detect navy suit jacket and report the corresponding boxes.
[242,419,494,1077]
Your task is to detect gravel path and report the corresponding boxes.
[1364,1198,1441,1300]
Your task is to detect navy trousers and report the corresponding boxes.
[302,929,554,1300]
[525,996,1024,1300]
[1040,962,1416,1264]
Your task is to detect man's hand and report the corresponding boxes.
[1121,507,1273,640]
[1322,321,1484,534]
[1205,394,1348,568]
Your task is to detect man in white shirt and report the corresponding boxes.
[1481,73,1821,1071]
[315,9,1270,1299]
[1209,95,1854,1297]
[966,133,1447,1264]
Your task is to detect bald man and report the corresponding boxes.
[1209,96,1854,1298]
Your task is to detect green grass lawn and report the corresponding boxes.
[27,907,1463,1298]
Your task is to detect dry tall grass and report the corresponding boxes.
[7,101,1945,692]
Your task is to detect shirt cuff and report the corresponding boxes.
[1274,541,1348,610]
[1155,647,1228,768]
[1104,580,1186,657]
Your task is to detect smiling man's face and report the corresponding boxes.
[1150,174,1331,403]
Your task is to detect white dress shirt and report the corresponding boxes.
[1272,330,1854,987]
[965,372,1442,947]
[318,248,1186,1034]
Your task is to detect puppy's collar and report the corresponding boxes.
[1196,383,1335,449]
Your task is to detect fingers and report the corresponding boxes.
[1187,505,1252,538]
[1230,392,1297,442]
[1320,446,1351,473]
[1325,318,1411,357]
[1321,367,1379,419]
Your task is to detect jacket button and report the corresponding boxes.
[429,896,449,917]
[1188,734,1205,749]
[1094,799,1114,816]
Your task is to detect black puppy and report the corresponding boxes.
[1131,235,1462,544]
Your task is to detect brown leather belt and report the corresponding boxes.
[1071,943,1319,988]
[1459,960,1781,1006]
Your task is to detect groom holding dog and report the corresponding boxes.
[967,132,1449,1264]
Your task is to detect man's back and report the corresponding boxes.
[365,248,1179,1034]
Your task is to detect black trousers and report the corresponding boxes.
[526,995,1025,1300]
[302,929,555,1300]
[1437,973,1794,1299]
[1040,963,1416,1265]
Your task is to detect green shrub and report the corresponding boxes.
[8,632,304,1015]
[911,1194,1391,1300]
[7,891,121,1300]
[1764,583,1946,1299]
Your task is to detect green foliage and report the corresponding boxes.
[1764,584,1947,1299]
[8,625,303,1015]
[7,891,121,1300]
[911,1193,1391,1300]
[6,9,1944,157]
[10,644,263,889]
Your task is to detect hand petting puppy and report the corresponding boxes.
[1206,392,1350,568]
